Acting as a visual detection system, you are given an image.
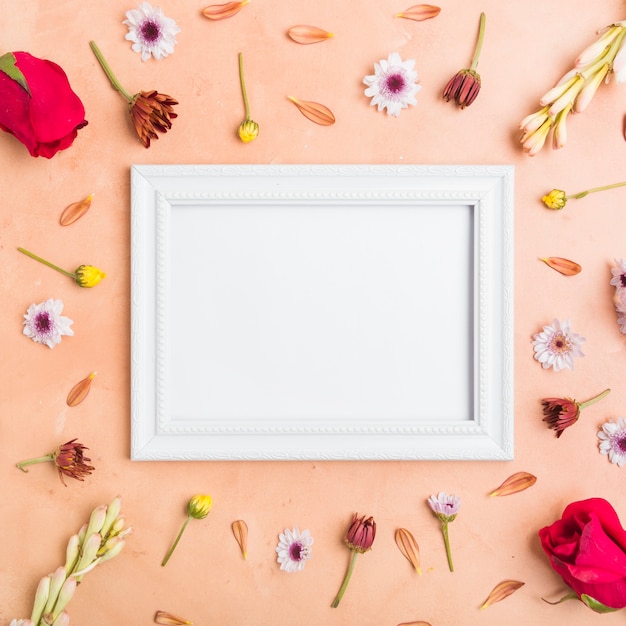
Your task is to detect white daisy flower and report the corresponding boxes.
[363,52,421,117]
[123,2,181,62]
[275,527,313,573]
[598,417,626,466]
[532,318,585,372]
[23,298,74,348]
[610,258,626,291]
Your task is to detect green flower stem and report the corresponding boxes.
[18,247,75,279]
[16,454,54,473]
[238,52,251,120]
[89,41,134,103]
[469,13,486,71]
[578,388,611,409]
[570,181,626,200]
[161,515,191,566]
[331,550,359,608]
[441,521,454,572]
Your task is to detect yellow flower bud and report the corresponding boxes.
[542,189,567,210]
[187,494,213,519]
[74,264,106,287]
[238,118,259,143]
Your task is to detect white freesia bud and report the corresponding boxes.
[98,538,126,563]
[575,24,624,68]
[100,496,122,538]
[75,533,101,573]
[44,567,68,616]
[50,576,76,620]
[109,515,126,536]
[51,610,70,626]
[64,535,80,574]
[85,505,107,538]
[574,63,610,112]
[552,106,570,149]
[30,575,51,624]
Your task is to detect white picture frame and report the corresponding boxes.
[130,164,514,461]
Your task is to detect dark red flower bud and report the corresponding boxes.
[345,513,376,553]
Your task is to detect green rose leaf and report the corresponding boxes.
[580,594,618,613]
[0,52,31,94]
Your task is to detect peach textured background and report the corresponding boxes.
[3,0,626,624]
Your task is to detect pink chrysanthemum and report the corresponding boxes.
[123,2,180,61]
[598,417,626,466]
[22,298,74,348]
[275,527,313,573]
[532,318,585,371]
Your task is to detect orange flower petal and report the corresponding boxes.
[398,622,433,626]
[395,528,421,573]
[202,0,249,20]
[59,194,94,226]
[288,96,335,126]
[489,471,537,496]
[481,580,525,609]
[232,520,248,559]
[154,611,193,625]
[396,4,441,21]
[539,257,582,276]
[66,372,97,407]
[287,25,334,44]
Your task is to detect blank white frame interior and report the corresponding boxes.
[130,164,514,460]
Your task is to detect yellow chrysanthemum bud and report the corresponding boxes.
[187,494,213,519]
[238,118,259,143]
[542,189,567,210]
[74,264,106,288]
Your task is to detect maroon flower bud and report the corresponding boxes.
[345,514,376,553]
[542,389,610,437]
[443,69,481,109]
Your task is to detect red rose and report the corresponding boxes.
[539,498,626,609]
[0,51,87,157]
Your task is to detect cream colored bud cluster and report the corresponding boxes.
[27,497,131,626]
[520,21,626,155]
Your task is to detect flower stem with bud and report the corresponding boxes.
[331,551,359,608]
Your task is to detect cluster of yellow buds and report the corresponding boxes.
[26,497,131,626]
[520,21,626,155]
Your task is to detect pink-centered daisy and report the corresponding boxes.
[532,318,585,371]
[598,417,626,466]
[363,53,421,117]
[123,2,180,61]
[22,298,74,348]
[610,258,626,291]
[275,527,313,573]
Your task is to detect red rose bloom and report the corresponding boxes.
[539,498,626,609]
[0,51,87,157]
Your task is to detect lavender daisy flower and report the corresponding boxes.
[123,2,181,61]
[275,527,313,573]
[610,258,626,291]
[598,417,626,466]
[23,298,74,348]
[532,318,585,371]
[363,53,421,117]
[428,492,460,572]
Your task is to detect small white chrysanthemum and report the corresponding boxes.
[124,2,181,61]
[532,318,585,372]
[427,491,460,519]
[598,417,626,466]
[275,527,313,573]
[363,52,421,117]
[23,298,74,348]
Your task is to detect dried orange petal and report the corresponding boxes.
[481,580,525,609]
[489,472,537,497]
[232,520,248,559]
[60,194,94,226]
[202,0,249,20]
[395,528,421,573]
[396,4,441,21]
[288,96,335,126]
[154,611,193,625]
[539,257,582,276]
[287,25,334,44]
[398,622,432,626]
[66,372,97,407]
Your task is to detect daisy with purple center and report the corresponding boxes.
[532,318,585,372]
[275,527,313,573]
[123,2,180,62]
[363,53,421,117]
[610,258,626,291]
[598,417,626,466]
[23,298,74,348]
